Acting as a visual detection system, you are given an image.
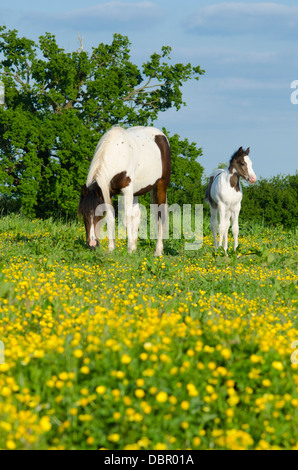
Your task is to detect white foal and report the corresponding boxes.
[205,147,257,252]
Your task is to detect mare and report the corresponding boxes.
[78,126,171,256]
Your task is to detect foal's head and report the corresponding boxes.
[78,182,104,249]
[229,147,257,184]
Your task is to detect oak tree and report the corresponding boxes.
[0,26,204,217]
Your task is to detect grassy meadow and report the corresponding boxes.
[0,213,297,450]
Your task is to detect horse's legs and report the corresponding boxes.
[106,205,115,251]
[152,182,167,257]
[218,202,227,250]
[231,204,241,251]
[210,206,218,250]
[122,186,135,253]
[94,201,115,251]
[131,197,140,252]
[223,209,231,252]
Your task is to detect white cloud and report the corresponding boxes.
[175,46,278,65]
[21,1,164,31]
[215,77,285,91]
[186,2,298,37]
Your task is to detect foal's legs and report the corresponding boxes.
[231,203,241,251]
[218,202,231,252]
[217,202,226,250]
[210,206,218,250]
[223,209,231,252]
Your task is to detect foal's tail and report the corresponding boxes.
[205,176,212,203]
[205,176,218,209]
[205,169,224,209]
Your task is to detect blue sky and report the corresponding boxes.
[1,0,298,179]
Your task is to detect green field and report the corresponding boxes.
[0,214,297,450]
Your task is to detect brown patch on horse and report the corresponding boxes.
[134,181,159,197]
[155,134,171,187]
[110,171,131,196]
[229,172,240,191]
[133,134,171,202]
[205,176,218,208]
[152,135,171,218]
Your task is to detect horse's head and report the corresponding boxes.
[229,147,257,184]
[78,182,105,249]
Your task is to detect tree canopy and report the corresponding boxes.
[0,26,205,217]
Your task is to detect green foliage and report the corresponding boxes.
[166,131,204,206]
[241,173,298,229]
[0,26,204,217]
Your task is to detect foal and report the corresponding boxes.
[205,147,257,251]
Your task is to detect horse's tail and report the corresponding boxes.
[205,176,216,208]
[205,170,223,209]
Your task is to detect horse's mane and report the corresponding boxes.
[86,126,127,205]
[86,126,125,187]
[229,147,249,166]
[229,149,241,165]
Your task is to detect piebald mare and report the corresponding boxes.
[78,126,171,256]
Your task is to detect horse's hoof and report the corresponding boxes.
[154,251,163,257]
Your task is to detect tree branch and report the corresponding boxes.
[122,76,164,102]
[77,33,84,53]
[2,70,24,87]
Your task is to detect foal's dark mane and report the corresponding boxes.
[229,146,250,168]
[229,151,239,164]
[78,181,103,216]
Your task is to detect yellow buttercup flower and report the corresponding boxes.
[135,389,145,399]
[221,348,231,360]
[96,386,106,395]
[272,361,284,371]
[156,391,168,403]
[121,354,132,365]
[39,416,51,432]
[180,401,190,410]
[6,440,16,450]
